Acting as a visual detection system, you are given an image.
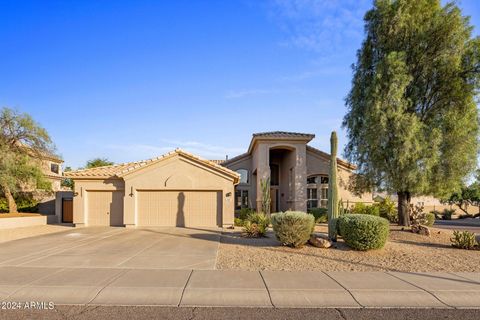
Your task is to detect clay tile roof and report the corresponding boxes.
[210,159,226,165]
[252,131,315,138]
[64,149,240,183]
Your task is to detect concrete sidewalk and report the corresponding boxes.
[0,267,479,308]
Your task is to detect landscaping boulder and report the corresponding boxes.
[309,234,332,248]
[412,225,431,236]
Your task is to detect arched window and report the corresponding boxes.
[236,169,249,184]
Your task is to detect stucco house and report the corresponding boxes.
[65,150,240,228]
[65,132,371,228]
[218,131,369,213]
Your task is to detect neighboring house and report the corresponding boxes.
[39,154,65,192]
[217,131,371,213]
[64,150,239,228]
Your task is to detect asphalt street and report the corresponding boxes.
[1,306,479,320]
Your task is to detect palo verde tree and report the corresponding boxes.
[0,108,55,213]
[343,0,480,226]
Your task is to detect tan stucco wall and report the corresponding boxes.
[123,154,236,227]
[224,155,254,208]
[306,150,372,206]
[72,179,125,226]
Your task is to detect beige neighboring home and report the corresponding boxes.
[217,131,370,213]
[65,149,239,228]
[39,153,65,192]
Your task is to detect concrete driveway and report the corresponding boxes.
[0,227,221,269]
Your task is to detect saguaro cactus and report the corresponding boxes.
[328,131,339,241]
[260,177,271,216]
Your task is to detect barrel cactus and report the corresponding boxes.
[328,131,339,241]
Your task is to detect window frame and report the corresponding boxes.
[236,169,249,185]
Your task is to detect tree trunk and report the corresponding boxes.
[397,191,411,226]
[2,185,18,213]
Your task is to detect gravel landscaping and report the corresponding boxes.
[216,225,479,272]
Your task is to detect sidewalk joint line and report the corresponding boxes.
[178,269,194,307]
[322,272,364,308]
[86,268,129,305]
[386,272,453,308]
[258,271,275,308]
[447,272,480,284]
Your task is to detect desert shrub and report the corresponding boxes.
[377,197,398,223]
[442,208,456,220]
[234,218,244,227]
[242,220,267,237]
[242,212,269,237]
[271,211,315,248]
[338,214,389,250]
[425,212,435,227]
[235,207,255,220]
[308,207,328,223]
[450,230,478,249]
[0,195,39,213]
[351,203,380,216]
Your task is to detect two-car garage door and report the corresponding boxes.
[86,190,222,227]
[137,190,221,227]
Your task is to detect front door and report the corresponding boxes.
[270,188,279,213]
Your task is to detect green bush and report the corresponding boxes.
[308,207,328,223]
[377,197,398,223]
[350,203,380,216]
[338,214,389,250]
[425,212,435,227]
[0,195,39,213]
[242,212,269,237]
[235,207,255,220]
[450,230,478,249]
[271,211,315,248]
[234,218,244,227]
[442,208,456,220]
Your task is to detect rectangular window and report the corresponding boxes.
[235,189,249,210]
[320,186,328,208]
[307,188,318,209]
[51,163,59,174]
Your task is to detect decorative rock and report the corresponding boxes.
[412,225,431,236]
[309,234,332,248]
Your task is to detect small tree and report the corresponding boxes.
[61,166,74,190]
[0,108,55,213]
[260,177,271,216]
[343,0,480,226]
[443,183,480,216]
[85,158,114,168]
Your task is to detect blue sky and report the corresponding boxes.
[1,0,479,168]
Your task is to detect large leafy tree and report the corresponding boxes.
[0,108,55,213]
[343,0,480,226]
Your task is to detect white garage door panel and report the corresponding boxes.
[87,191,124,226]
[137,190,221,227]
